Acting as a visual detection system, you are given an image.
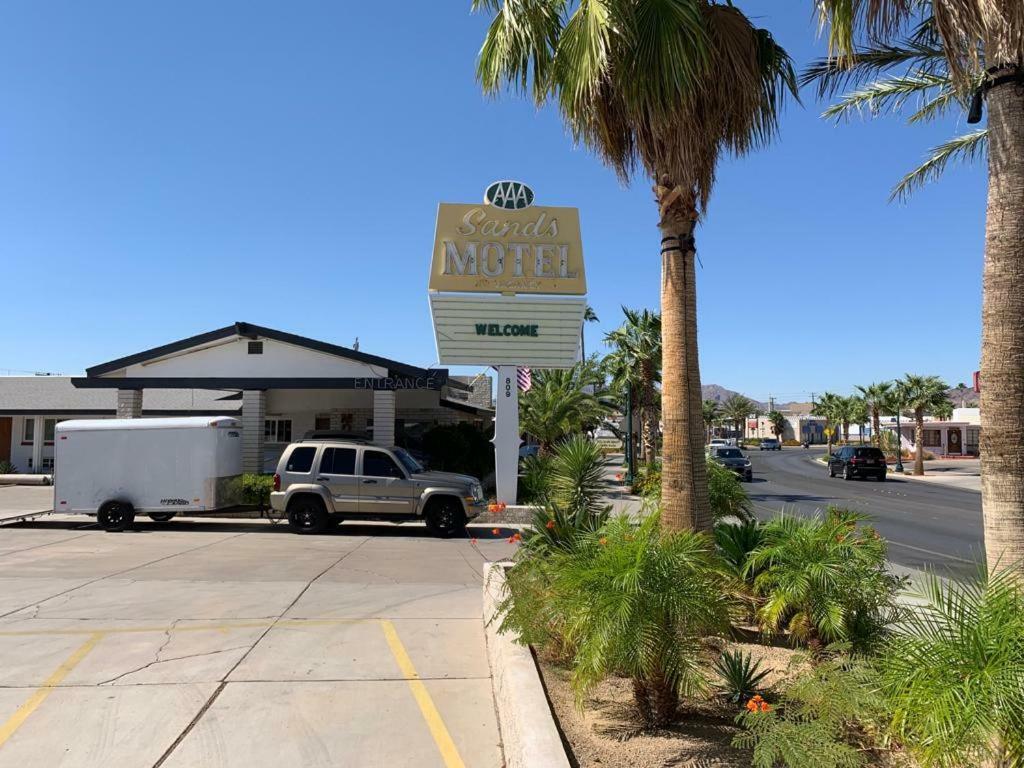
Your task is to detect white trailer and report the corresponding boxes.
[54,416,243,531]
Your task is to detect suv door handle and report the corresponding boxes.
[316,476,329,482]
[362,479,378,484]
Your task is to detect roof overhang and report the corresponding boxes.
[71,374,450,391]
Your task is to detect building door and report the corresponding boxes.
[0,418,10,462]
[947,427,962,455]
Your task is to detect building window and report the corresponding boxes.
[264,419,292,443]
[22,419,34,443]
[248,341,263,355]
[41,457,54,471]
[967,427,980,454]
[314,415,332,432]
[923,429,943,447]
[44,419,57,444]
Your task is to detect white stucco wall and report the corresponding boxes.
[119,337,387,379]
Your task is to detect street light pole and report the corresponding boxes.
[894,410,905,473]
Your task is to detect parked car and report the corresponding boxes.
[709,446,753,482]
[709,438,729,449]
[270,438,486,536]
[760,438,781,451]
[827,446,887,481]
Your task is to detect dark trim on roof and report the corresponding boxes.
[85,321,442,380]
[439,398,494,416]
[0,408,239,416]
[71,373,450,391]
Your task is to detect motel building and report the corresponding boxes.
[880,408,981,458]
[0,322,493,474]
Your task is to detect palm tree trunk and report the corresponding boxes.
[914,409,925,476]
[981,69,1024,573]
[642,360,658,465]
[657,179,712,532]
[872,408,882,449]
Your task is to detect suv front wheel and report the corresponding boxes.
[287,496,330,535]
[425,498,466,539]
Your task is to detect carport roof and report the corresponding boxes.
[0,377,241,416]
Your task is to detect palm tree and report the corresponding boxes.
[767,410,787,442]
[881,379,911,460]
[846,395,869,444]
[812,392,845,453]
[722,395,755,443]
[856,381,893,448]
[520,362,608,454]
[605,308,662,465]
[901,374,951,475]
[580,305,599,360]
[802,11,987,201]
[702,399,721,444]
[955,381,969,407]
[473,0,797,532]
[814,0,1024,572]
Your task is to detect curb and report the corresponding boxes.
[483,561,571,768]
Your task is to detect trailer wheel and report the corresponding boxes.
[98,501,135,532]
[148,513,175,522]
[287,497,330,535]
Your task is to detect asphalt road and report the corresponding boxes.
[746,447,983,579]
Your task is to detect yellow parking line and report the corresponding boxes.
[0,632,104,749]
[380,620,466,768]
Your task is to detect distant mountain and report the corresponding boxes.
[701,384,767,411]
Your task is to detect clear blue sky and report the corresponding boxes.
[0,1,985,401]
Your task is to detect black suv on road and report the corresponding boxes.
[827,446,887,481]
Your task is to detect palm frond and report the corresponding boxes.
[801,40,948,98]
[890,128,988,201]
[821,71,951,120]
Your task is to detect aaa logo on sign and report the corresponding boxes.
[485,180,534,210]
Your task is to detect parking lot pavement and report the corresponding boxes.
[0,519,516,767]
[0,486,53,523]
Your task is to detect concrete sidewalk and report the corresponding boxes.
[896,458,980,492]
[598,454,645,519]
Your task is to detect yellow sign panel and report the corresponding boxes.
[429,203,586,295]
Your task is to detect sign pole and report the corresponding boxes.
[493,365,521,505]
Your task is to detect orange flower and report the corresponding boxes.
[546,520,556,530]
[599,537,608,546]
[615,473,623,481]
[745,695,770,713]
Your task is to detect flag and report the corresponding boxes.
[517,367,532,392]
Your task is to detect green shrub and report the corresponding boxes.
[632,460,752,522]
[714,649,770,704]
[714,519,764,579]
[747,509,904,651]
[878,569,1024,767]
[706,459,754,521]
[742,438,763,447]
[240,473,274,508]
[499,513,733,727]
[547,435,607,517]
[519,453,553,503]
[734,655,888,768]
[0,460,17,474]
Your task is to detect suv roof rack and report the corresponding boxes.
[299,430,374,443]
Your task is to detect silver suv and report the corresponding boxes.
[270,439,485,537]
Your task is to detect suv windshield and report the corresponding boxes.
[393,447,424,474]
[716,448,743,459]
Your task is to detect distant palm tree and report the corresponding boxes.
[702,400,721,444]
[605,308,662,464]
[722,395,755,442]
[580,305,599,361]
[932,398,954,422]
[856,381,893,448]
[812,392,845,454]
[767,410,787,442]
[955,381,969,408]
[901,374,951,475]
[473,0,797,533]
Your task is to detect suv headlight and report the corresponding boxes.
[471,483,483,500]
